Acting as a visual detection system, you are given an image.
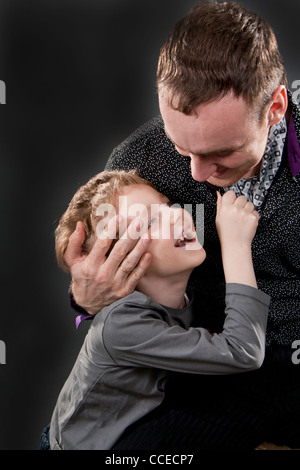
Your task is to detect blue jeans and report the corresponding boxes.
[39,425,50,450]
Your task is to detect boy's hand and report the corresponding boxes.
[216,191,259,249]
[64,216,152,314]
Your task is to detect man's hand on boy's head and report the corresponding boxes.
[63,216,152,315]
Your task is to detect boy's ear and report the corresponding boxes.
[267,85,288,126]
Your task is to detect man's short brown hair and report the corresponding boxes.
[157,1,287,118]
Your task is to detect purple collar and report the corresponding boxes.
[287,115,300,177]
[69,291,94,329]
[76,313,93,329]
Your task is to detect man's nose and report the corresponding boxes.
[190,154,217,182]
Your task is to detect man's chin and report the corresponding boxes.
[206,170,252,187]
[206,163,261,187]
[193,171,235,187]
[206,175,236,187]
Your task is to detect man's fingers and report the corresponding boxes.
[105,218,148,271]
[125,252,152,290]
[114,232,151,277]
[64,221,86,268]
[88,215,122,266]
[120,233,151,274]
[97,215,122,241]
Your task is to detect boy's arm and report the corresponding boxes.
[97,191,269,376]
[215,191,259,289]
[99,286,269,375]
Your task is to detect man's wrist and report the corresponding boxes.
[69,285,89,314]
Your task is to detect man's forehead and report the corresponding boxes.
[160,90,253,129]
[164,126,247,156]
[163,119,249,157]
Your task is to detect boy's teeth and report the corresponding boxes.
[175,232,194,246]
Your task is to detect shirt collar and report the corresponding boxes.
[76,313,93,329]
[205,107,300,196]
[287,115,300,177]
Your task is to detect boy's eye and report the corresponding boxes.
[147,202,171,228]
[148,217,157,228]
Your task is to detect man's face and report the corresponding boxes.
[159,91,271,187]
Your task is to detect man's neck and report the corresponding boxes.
[136,273,190,309]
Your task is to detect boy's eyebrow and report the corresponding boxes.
[164,129,246,157]
[145,199,171,213]
[127,199,170,219]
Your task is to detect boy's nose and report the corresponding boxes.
[171,207,194,237]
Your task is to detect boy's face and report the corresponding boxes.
[117,184,206,278]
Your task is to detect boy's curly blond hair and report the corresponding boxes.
[55,170,154,272]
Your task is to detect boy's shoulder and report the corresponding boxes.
[98,288,195,320]
[88,291,168,357]
[91,291,164,329]
[106,290,161,313]
[91,289,195,341]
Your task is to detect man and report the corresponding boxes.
[63,2,300,449]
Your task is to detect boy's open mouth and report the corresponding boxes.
[174,231,196,247]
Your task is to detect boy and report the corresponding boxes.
[48,169,269,450]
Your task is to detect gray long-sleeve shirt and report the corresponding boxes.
[49,283,270,450]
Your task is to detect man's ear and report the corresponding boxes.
[267,85,288,126]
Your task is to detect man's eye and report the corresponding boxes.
[217,153,231,158]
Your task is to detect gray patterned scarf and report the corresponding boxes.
[223,117,287,211]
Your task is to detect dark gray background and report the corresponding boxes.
[0,0,299,450]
